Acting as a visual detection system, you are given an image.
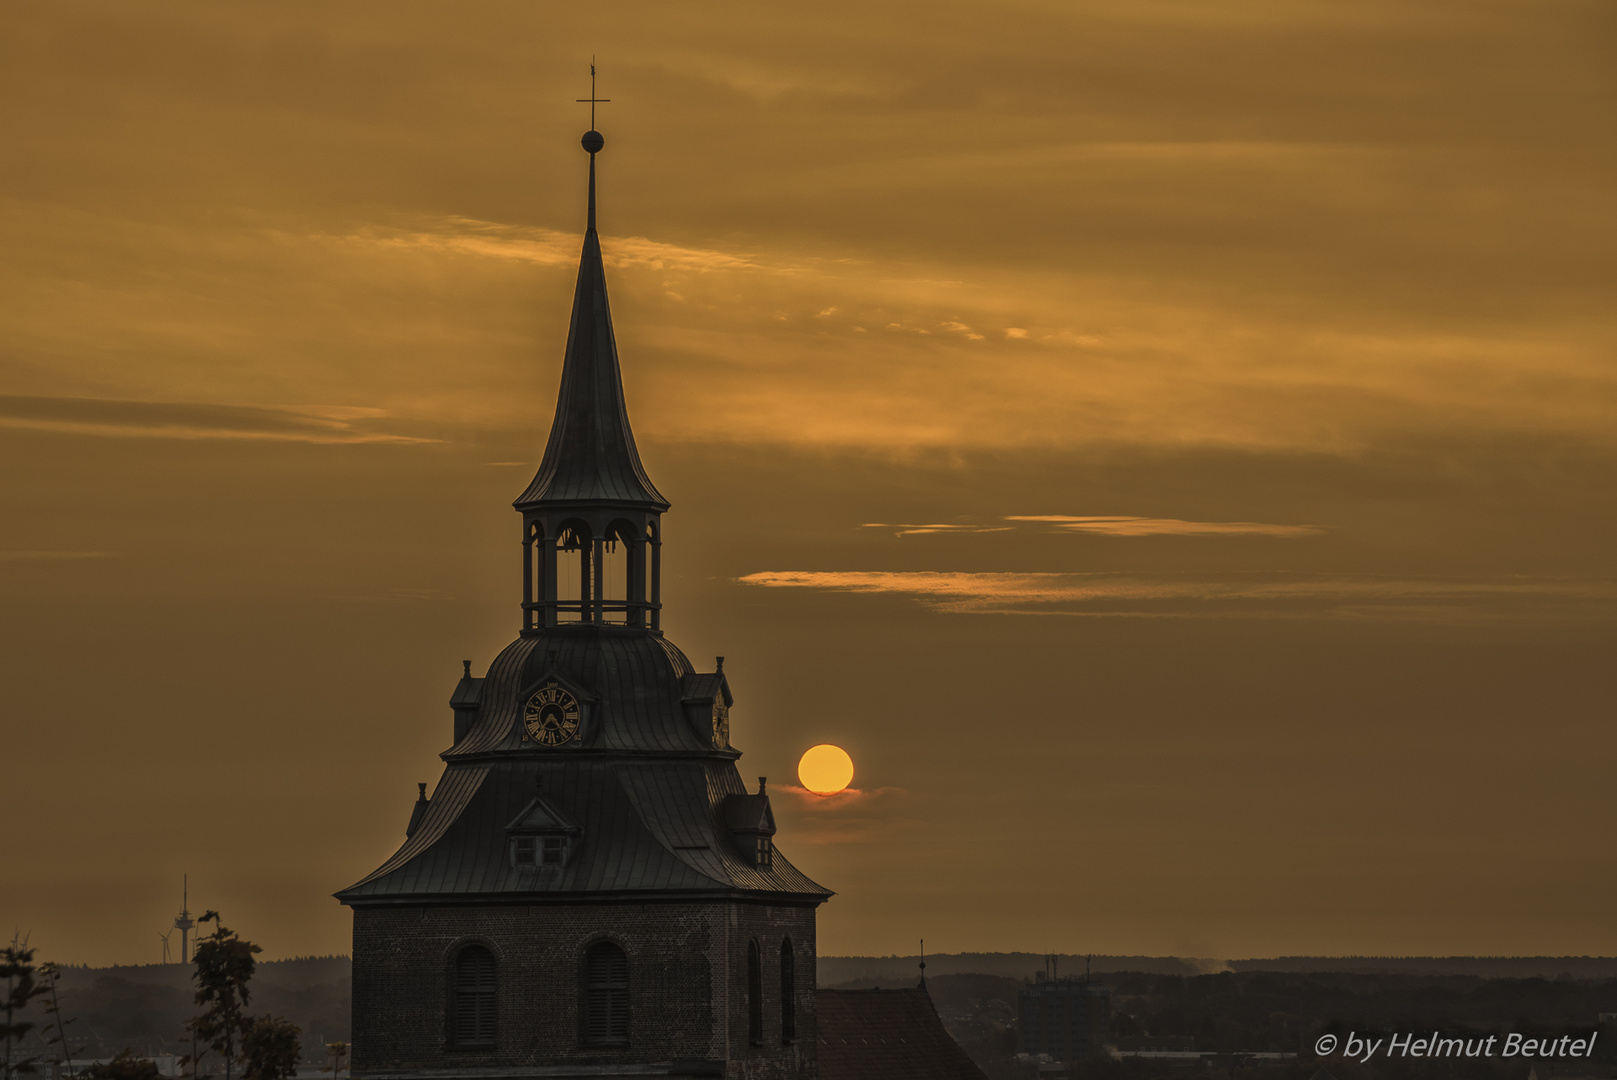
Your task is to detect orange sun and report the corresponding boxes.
[797,744,855,796]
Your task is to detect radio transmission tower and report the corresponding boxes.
[173,876,196,963]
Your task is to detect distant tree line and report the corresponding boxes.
[837,968,1617,1080]
[2,919,338,1080]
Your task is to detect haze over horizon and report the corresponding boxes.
[2,0,1614,966]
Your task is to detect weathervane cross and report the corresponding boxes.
[576,59,610,129]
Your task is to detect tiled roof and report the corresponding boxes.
[816,988,990,1080]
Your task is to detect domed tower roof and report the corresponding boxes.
[451,625,708,757]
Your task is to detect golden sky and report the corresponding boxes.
[2,0,1614,964]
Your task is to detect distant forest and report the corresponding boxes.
[20,953,1617,1078]
[16,957,350,1062]
[818,953,1617,984]
[825,966,1617,1080]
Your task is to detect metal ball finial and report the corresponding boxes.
[582,130,604,154]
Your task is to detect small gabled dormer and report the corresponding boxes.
[680,657,732,750]
[505,782,582,871]
[723,777,776,870]
[450,660,484,745]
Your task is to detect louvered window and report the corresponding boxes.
[747,939,764,1044]
[584,942,629,1044]
[453,945,496,1048]
[779,938,796,1042]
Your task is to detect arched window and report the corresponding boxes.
[779,938,796,1042]
[452,945,496,1048]
[747,939,764,1045]
[584,941,629,1044]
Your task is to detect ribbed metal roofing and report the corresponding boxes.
[336,759,829,902]
[337,625,832,904]
[450,625,706,756]
[513,216,667,511]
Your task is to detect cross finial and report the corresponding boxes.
[576,57,610,132]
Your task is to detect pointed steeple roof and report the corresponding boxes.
[515,132,668,512]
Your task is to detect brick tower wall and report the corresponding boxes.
[350,900,817,1080]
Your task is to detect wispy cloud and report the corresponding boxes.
[327,587,459,603]
[737,570,1617,621]
[862,516,1323,538]
[773,785,913,844]
[1005,515,1325,537]
[0,550,115,562]
[861,523,1015,537]
[18,204,1606,457]
[0,396,436,445]
[347,217,766,275]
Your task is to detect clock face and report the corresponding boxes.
[710,696,729,749]
[523,683,581,747]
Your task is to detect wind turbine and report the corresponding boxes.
[159,929,173,965]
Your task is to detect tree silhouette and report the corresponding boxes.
[322,1041,348,1080]
[242,1017,300,1080]
[77,1052,161,1080]
[3,934,48,1080]
[37,962,82,1080]
[185,913,260,1080]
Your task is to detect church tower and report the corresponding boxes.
[337,126,832,1080]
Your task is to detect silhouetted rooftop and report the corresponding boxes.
[817,988,989,1080]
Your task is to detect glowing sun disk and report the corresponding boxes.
[798,744,854,796]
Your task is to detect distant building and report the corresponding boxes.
[1018,976,1111,1063]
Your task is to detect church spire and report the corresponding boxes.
[515,123,667,633]
[515,128,667,513]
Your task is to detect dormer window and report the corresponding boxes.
[724,778,777,872]
[505,783,582,871]
[510,833,572,870]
